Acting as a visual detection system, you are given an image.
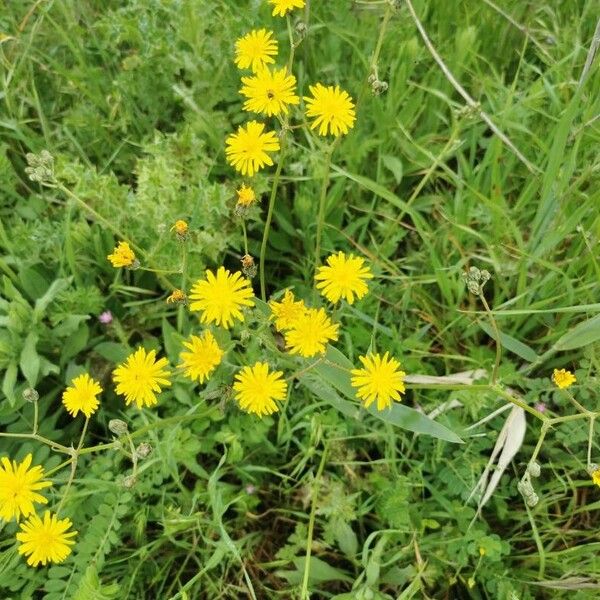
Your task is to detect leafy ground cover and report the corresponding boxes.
[0,0,599,598]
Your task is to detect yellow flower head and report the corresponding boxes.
[225,121,280,177]
[17,511,77,567]
[315,251,373,304]
[552,368,576,389]
[107,241,136,268]
[284,307,339,357]
[179,331,224,384]
[240,67,300,117]
[166,289,187,304]
[304,83,356,137]
[236,183,257,207]
[189,267,255,329]
[351,352,406,411]
[234,29,278,73]
[113,347,172,409]
[0,454,51,522]
[592,468,600,488]
[171,220,189,237]
[62,373,102,418]
[269,0,305,17]
[233,362,288,416]
[269,289,307,332]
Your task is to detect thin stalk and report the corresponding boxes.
[57,417,89,513]
[480,294,502,385]
[260,134,288,301]
[32,400,39,436]
[588,416,595,467]
[177,242,189,332]
[314,144,335,271]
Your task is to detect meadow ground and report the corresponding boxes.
[0,0,599,598]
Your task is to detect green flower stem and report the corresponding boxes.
[241,220,249,255]
[260,132,288,302]
[588,416,595,466]
[177,242,189,333]
[57,416,89,513]
[301,443,329,600]
[0,431,71,454]
[529,421,550,465]
[314,143,335,272]
[480,293,502,385]
[563,389,591,415]
[32,399,39,436]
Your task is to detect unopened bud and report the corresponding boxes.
[136,442,152,459]
[122,475,137,489]
[241,254,257,278]
[109,419,128,436]
[527,461,541,478]
[525,492,539,507]
[23,388,39,403]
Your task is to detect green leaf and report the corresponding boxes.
[94,342,130,363]
[478,320,539,362]
[33,277,71,319]
[554,314,600,351]
[381,154,404,184]
[2,362,18,405]
[20,332,40,386]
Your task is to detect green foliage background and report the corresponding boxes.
[0,0,599,598]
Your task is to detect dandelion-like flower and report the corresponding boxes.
[236,184,257,207]
[17,511,77,567]
[107,241,136,268]
[304,84,356,137]
[0,454,51,522]
[552,368,576,389]
[62,373,102,418]
[189,267,255,328]
[284,307,339,357]
[113,347,172,409]
[240,67,300,117]
[351,352,406,411]
[269,0,305,17]
[233,362,287,416]
[225,121,280,177]
[315,251,373,304]
[235,29,278,73]
[269,289,307,331]
[171,220,189,238]
[592,468,600,488]
[179,331,224,384]
[166,289,187,304]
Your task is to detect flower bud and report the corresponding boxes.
[109,419,129,436]
[527,461,541,478]
[122,475,137,489]
[22,388,39,403]
[136,442,153,459]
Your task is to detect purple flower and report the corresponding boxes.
[99,310,113,324]
[534,402,546,413]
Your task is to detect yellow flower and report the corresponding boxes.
[17,511,77,567]
[240,67,300,117]
[269,0,305,17]
[189,267,255,329]
[284,307,339,357]
[0,454,51,522]
[171,220,189,237]
[304,83,356,137]
[179,331,224,384]
[233,362,288,416]
[113,347,172,409]
[552,368,576,389]
[107,241,136,268]
[166,289,187,304]
[234,29,278,73]
[61,373,102,418]
[269,289,307,332]
[592,469,600,488]
[351,352,406,411]
[236,183,257,207]
[315,251,373,304]
[225,121,280,177]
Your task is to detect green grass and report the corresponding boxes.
[0,0,599,598]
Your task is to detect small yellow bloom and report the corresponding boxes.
[17,511,77,567]
[233,362,288,416]
[552,368,576,389]
[171,220,189,237]
[225,121,280,177]
[0,454,51,522]
[240,67,300,117]
[167,289,187,304]
[234,29,278,73]
[284,307,339,357]
[107,241,136,268]
[269,289,307,332]
[315,251,373,304]
[113,347,172,409]
[351,352,406,411]
[62,373,102,418]
[189,267,255,329]
[269,0,305,17]
[179,331,224,384]
[236,184,257,207]
[479,546,486,557]
[304,83,356,137]
[592,469,600,488]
